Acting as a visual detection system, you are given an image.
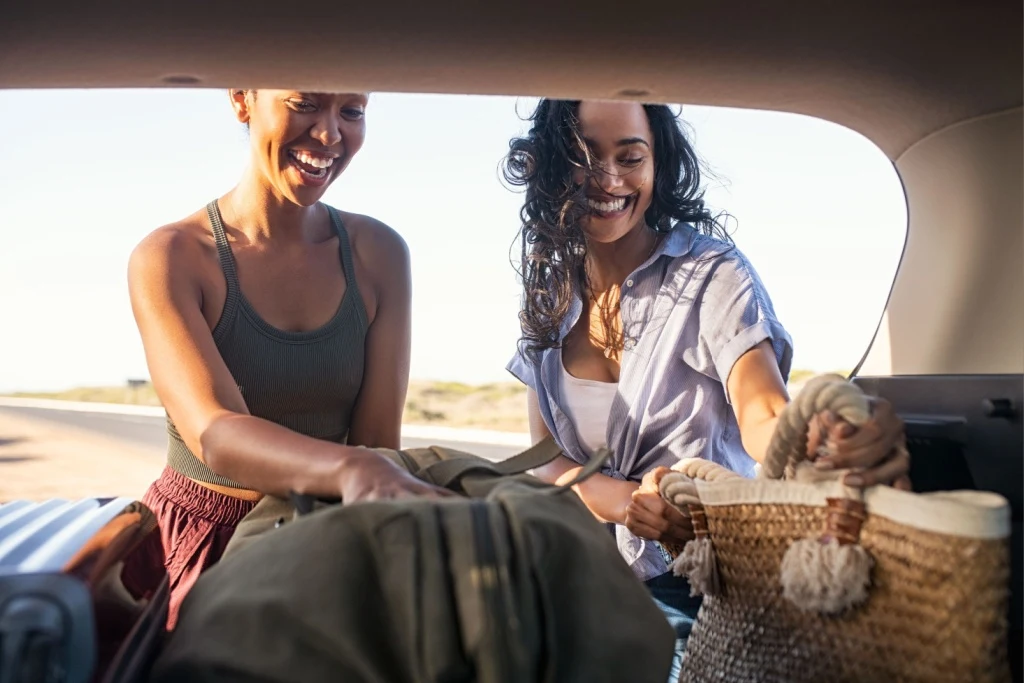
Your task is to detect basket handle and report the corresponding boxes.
[658,458,741,509]
[764,376,878,614]
[761,374,872,480]
[655,460,737,597]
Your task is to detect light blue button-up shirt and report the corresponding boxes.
[507,223,793,581]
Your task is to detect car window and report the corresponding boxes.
[0,89,906,497]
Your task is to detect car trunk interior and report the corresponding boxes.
[2,0,1022,679]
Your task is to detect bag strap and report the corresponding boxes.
[416,438,612,494]
[545,446,612,493]
[452,501,530,683]
[393,448,420,473]
[494,436,566,475]
[413,436,564,488]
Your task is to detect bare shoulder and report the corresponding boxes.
[128,207,216,287]
[334,210,410,270]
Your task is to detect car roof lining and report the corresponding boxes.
[2,0,1021,159]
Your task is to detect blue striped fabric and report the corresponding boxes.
[508,223,793,581]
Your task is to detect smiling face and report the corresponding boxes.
[572,101,655,244]
[230,89,368,206]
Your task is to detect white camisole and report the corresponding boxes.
[558,355,619,457]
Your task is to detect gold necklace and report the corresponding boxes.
[590,231,661,359]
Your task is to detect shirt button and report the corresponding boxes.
[625,279,634,287]
[624,337,637,351]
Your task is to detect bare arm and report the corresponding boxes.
[727,340,910,488]
[128,227,444,501]
[526,388,638,524]
[347,225,412,449]
[726,340,791,463]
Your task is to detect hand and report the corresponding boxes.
[807,398,911,490]
[624,467,695,545]
[639,466,671,494]
[336,449,456,503]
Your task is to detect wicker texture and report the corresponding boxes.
[659,458,739,564]
[680,501,1011,683]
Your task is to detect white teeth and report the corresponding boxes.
[587,196,627,213]
[290,150,335,169]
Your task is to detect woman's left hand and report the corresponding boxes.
[807,397,912,490]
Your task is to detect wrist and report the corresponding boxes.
[610,482,641,525]
[291,445,368,497]
[581,479,637,525]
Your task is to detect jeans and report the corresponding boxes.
[645,571,703,683]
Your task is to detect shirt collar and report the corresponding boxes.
[658,222,698,259]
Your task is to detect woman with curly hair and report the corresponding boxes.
[503,99,910,674]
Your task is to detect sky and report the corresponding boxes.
[0,89,907,392]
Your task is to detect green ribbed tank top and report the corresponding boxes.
[166,200,369,489]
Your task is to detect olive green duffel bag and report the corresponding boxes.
[150,439,675,683]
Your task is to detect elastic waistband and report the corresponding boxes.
[151,466,256,526]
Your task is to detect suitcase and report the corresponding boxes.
[0,497,168,683]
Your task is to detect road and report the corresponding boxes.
[0,406,522,463]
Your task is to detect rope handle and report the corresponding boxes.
[659,458,742,510]
[764,375,877,615]
[661,374,871,496]
[761,374,872,480]
[656,459,739,596]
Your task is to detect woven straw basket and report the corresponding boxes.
[660,377,1012,682]
[678,472,1011,683]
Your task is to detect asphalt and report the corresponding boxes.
[0,406,521,462]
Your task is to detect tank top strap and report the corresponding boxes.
[206,200,242,335]
[327,207,362,296]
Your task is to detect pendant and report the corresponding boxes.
[603,346,614,359]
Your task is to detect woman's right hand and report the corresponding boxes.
[624,467,695,545]
[336,449,455,503]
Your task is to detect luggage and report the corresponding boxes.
[151,439,677,683]
[0,497,168,683]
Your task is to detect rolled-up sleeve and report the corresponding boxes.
[698,250,793,403]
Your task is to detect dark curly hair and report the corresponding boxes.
[502,99,731,357]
